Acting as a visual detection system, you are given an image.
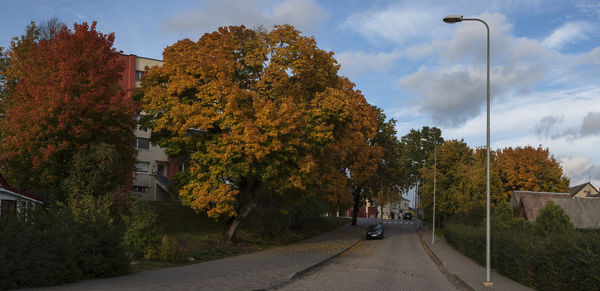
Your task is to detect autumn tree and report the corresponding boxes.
[362,107,406,215]
[0,22,136,203]
[141,25,382,243]
[316,90,383,226]
[497,146,570,199]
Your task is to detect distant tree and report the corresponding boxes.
[140,25,381,243]
[419,139,472,225]
[534,200,574,235]
[400,126,443,192]
[0,22,136,203]
[420,142,505,226]
[363,107,406,211]
[497,146,570,199]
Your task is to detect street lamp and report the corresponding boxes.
[444,14,492,287]
[421,138,437,244]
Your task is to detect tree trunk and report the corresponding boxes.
[351,193,360,226]
[224,201,256,245]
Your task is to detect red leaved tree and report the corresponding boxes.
[0,22,136,203]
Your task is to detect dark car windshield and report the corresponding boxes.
[367,225,382,231]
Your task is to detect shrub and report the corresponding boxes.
[443,201,600,290]
[534,200,574,235]
[144,235,183,263]
[123,200,161,258]
[0,202,129,290]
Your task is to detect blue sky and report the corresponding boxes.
[2,0,600,201]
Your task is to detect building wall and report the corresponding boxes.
[119,54,173,201]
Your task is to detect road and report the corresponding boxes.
[279,220,457,290]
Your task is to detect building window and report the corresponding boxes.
[132,186,148,193]
[135,70,145,81]
[135,138,150,150]
[135,162,150,173]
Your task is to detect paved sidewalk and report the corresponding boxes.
[419,228,533,291]
[37,218,367,291]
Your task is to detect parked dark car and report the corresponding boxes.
[403,213,413,220]
[366,224,384,240]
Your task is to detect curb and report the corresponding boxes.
[258,228,364,290]
[415,225,475,291]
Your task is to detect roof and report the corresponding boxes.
[510,190,570,207]
[517,194,600,229]
[569,182,599,197]
[552,198,600,229]
[0,173,44,203]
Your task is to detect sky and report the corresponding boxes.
[2,0,600,204]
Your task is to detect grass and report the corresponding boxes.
[131,202,350,272]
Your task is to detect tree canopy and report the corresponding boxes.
[0,21,136,203]
[140,25,383,243]
[497,146,570,197]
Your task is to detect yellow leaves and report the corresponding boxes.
[141,24,385,219]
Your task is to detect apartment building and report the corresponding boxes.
[119,54,176,201]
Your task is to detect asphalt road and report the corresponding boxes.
[279,220,457,291]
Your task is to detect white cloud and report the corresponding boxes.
[161,0,326,36]
[340,3,447,45]
[559,156,600,187]
[542,21,594,50]
[335,50,403,78]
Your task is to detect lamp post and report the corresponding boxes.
[444,14,492,286]
[421,138,437,244]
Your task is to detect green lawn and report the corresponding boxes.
[131,202,350,272]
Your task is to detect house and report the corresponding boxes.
[0,173,44,220]
[118,54,180,201]
[569,182,599,198]
[513,190,600,230]
[377,196,411,220]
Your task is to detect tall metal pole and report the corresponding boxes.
[463,17,491,286]
[432,143,437,244]
[444,15,492,286]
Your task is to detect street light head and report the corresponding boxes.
[443,15,463,23]
[420,138,428,142]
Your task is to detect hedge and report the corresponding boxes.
[444,223,600,290]
[0,209,129,290]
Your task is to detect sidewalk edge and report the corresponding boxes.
[260,229,364,290]
[415,225,475,291]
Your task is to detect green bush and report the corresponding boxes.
[123,200,161,258]
[0,203,129,290]
[144,235,184,263]
[443,201,600,290]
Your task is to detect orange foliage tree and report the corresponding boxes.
[141,25,382,243]
[496,146,570,198]
[0,22,136,203]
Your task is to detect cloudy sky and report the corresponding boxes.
[2,0,600,195]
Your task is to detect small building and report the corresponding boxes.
[377,196,411,220]
[570,182,599,198]
[0,174,44,220]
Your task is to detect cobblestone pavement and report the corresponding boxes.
[279,221,457,291]
[35,218,367,291]
[420,229,533,291]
